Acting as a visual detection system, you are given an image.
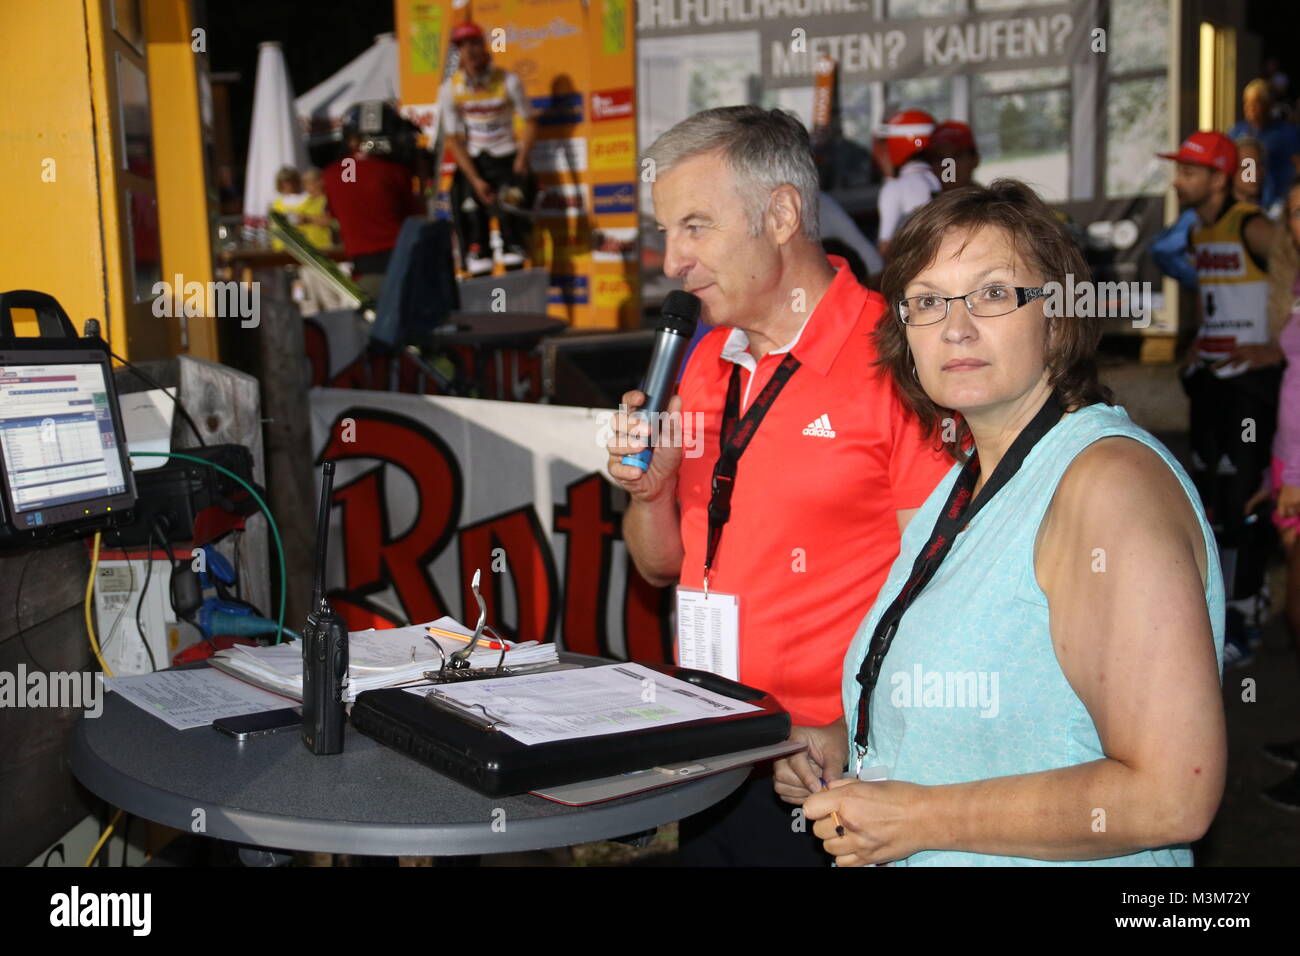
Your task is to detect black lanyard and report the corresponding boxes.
[851,393,1065,764]
[704,352,802,589]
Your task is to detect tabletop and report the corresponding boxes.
[71,671,749,857]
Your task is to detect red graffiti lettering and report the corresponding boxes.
[321,410,462,626]
[553,474,617,656]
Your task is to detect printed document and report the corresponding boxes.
[412,662,759,746]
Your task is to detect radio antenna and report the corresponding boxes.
[312,461,335,609]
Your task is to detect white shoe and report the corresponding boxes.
[500,249,525,268]
[466,253,493,276]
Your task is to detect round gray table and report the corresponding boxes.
[70,671,749,857]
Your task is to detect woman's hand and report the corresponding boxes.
[772,718,848,806]
[803,778,926,866]
[1279,484,1300,519]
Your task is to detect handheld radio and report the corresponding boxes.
[301,460,347,754]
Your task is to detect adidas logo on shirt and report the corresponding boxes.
[802,414,837,438]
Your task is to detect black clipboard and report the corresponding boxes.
[349,663,791,797]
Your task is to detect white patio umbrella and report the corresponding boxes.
[242,41,309,231]
[296,33,400,145]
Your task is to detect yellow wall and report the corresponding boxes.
[146,0,218,360]
[0,0,218,362]
[0,2,110,338]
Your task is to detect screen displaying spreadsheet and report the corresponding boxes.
[0,361,128,514]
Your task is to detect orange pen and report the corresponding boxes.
[820,777,846,837]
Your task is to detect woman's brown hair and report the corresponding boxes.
[874,178,1114,461]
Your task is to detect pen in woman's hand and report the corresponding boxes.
[820,776,845,836]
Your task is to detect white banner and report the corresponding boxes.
[308,389,674,661]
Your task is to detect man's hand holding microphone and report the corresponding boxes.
[606,389,686,504]
[604,291,700,588]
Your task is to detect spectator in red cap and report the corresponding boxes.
[440,21,538,275]
[1159,130,1279,668]
[875,109,940,258]
[929,120,979,192]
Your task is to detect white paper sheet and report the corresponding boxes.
[411,661,760,746]
[105,667,293,730]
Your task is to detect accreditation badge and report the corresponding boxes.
[674,586,740,680]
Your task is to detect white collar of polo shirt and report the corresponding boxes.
[719,312,814,408]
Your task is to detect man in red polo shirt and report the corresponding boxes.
[322,101,423,302]
[606,106,949,866]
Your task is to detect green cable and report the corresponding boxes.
[131,451,288,645]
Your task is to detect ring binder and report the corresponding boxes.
[351,663,792,796]
[423,692,510,732]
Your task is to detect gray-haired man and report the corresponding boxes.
[605,106,948,866]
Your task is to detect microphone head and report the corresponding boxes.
[659,290,701,337]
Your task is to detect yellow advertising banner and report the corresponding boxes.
[395,0,639,329]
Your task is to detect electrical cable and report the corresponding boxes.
[84,808,124,867]
[131,451,287,644]
[153,517,226,655]
[107,348,207,447]
[84,531,113,677]
[133,528,159,673]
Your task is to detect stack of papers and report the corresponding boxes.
[105,668,293,731]
[211,617,558,703]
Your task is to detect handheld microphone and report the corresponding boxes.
[620,290,701,471]
[301,460,348,754]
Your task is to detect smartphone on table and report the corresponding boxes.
[212,708,302,740]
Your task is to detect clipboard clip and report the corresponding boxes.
[423,690,510,732]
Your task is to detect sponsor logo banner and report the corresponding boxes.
[593,273,635,307]
[592,181,637,214]
[591,87,634,121]
[590,133,636,170]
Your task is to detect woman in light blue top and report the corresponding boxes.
[773,180,1227,866]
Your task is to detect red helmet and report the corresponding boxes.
[878,110,936,167]
[931,120,976,153]
[451,21,484,45]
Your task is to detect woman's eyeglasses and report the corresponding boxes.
[897,284,1046,326]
